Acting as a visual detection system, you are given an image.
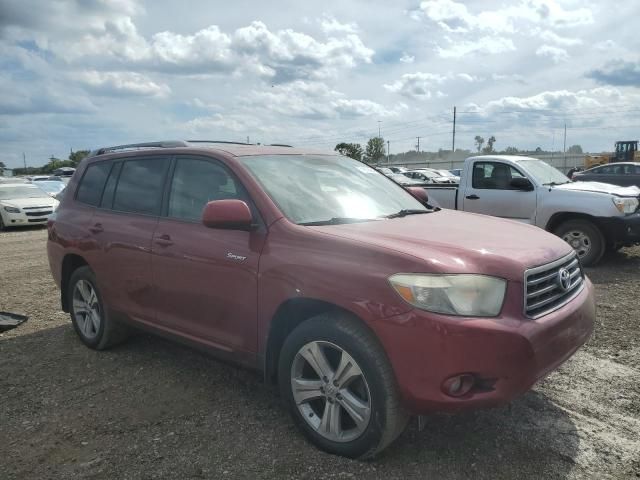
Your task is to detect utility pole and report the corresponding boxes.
[452,106,457,152]
[563,123,567,172]
[416,136,420,152]
[246,136,250,144]
[387,140,390,163]
[23,152,26,170]
[377,120,382,139]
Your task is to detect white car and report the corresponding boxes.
[0,184,59,230]
[404,169,456,184]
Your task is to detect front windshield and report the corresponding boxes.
[239,155,427,224]
[518,160,569,185]
[0,186,48,200]
[36,182,65,195]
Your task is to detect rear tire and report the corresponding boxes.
[554,219,605,267]
[0,214,6,231]
[67,266,129,350]
[278,312,409,459]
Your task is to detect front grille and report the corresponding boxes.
[28,218,47,223]
[23,206,49,210]
[524,252,584,318]
[25,210,52,217]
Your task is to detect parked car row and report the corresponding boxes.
[376,166,459,185]
[425,155,640,266]
[47,141,595,459]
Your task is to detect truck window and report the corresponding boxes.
[472,162,524,190]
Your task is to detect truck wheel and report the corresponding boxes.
[67,266,129,350]
[554,219,605,267]
[278,312,409,459]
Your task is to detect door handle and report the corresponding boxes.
[154,234,173,247]
[89,223,103,234]
[465,194,480,200]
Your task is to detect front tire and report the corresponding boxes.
[278,312,408,459]
[67,266,128,350]
[554,219,605,267]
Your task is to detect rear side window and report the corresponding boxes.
[76,162,111,206]
[100,162,122,209]
[168,157,245,221]
[113,157,169,215]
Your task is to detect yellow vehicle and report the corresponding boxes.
[585,141,639,169]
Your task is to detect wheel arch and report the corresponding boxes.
[545,212,610,245]
[60,254,89,312]
[263,297,373,385]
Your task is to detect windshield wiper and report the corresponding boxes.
[542,181,570,186]
[298,217,378,226]
[383,209,432,219]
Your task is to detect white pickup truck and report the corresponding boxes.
[425,155,640,266]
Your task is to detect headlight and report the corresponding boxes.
[3,206,20,213]
[389,274,507,317]
[612,197,638,215]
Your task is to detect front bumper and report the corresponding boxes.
[372,278,595,414]
[598,212,640,245]
[2,209,53,226]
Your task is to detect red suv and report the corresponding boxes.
[47,141,595,458]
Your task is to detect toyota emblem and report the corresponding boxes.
[557,268,572,292]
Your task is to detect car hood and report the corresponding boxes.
[1,196,57,208]
[312,210,572,281]
[556,181,640,197]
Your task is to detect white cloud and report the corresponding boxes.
[417,0,594,34]
[538,30,582,46]
[249,80,401,119]
[320,15,358,34]
[384,72,478,99]
[77,71,170,97]
[437,36,516,58]
[535,45,569,63]
[399,53,415,64]
[594,39,618,51]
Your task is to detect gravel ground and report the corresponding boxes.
[1,228,639,479]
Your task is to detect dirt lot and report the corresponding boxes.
[1,228,639,479]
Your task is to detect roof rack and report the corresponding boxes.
[91,140,189,156]
[187,140,251,145]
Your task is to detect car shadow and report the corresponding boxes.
[1,324,580,479]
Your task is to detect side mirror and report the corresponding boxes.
[406,186,429,204]
[202,199,253,230]
[510,177,534,191]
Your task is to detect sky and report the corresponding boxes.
[1,0,639,168]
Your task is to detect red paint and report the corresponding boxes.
[202,199,253,229]
[47,145,595,414]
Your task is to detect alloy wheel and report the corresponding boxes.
[291,341,371,443]
[72,279,101,339]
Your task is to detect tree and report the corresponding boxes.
[364,137,385,164]
[535,146,543,153]
[482,135,496,154]
[0,161,5,176]
[334,143,363,161]
[474,136,484,153]
[69,150,90,165]
[504,146,519,154]
[567,145,583,154]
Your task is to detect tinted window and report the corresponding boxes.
[113,157,169,215]
[76,162,111,206]
[168,157,244,221]
[472,162,524,190]
[100,162,122,209]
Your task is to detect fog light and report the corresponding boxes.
[442,374,475,397]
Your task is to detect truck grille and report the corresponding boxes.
[524,252,584,318]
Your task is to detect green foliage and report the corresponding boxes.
[567,145,583,154]
[334,143,363,161]
[503,146,519,154]
[482,135,496,154]
[474,136,484,152]
[69,150,90,165]
[364,137,385,164]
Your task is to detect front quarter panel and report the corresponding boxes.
[535,188,623,229]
